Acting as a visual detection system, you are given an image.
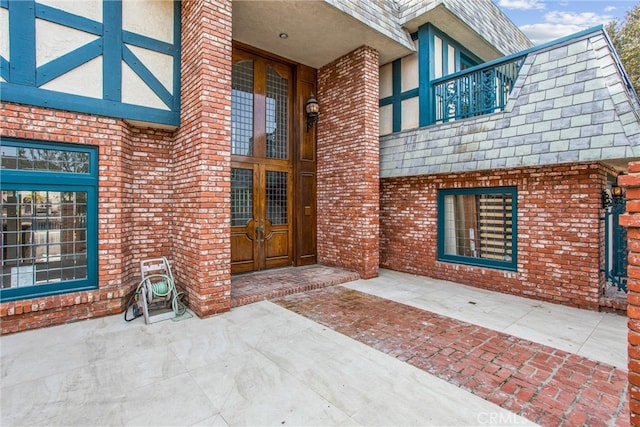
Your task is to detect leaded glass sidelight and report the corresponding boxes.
[231,168,253,227]
[232,60,254,156]
[266,66,288,159]
[266,171,287,225]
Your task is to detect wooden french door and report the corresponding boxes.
[231,49,293,274]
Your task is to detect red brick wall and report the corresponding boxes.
[380,162,613,309]
[172,0,232,316]
[317,46,380,279]
[619,163,640,425]
[0,103,176,333]
[0,0,233,332]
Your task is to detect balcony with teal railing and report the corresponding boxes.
[430,54,527,124]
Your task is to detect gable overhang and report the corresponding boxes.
[403,3,504,62]
[232,0,415,68]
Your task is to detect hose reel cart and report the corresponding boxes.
[124,257,186,324]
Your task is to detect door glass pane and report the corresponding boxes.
[232,60,254,156]
[1,190,88,289]
[231,168,253,227]
[266,171,287,225]
[266,66,288,159]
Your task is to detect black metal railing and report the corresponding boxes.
[431,55,526,124]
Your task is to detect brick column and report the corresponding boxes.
[619,162,640,425]
[317,46,380,279]
[172,0,232,316]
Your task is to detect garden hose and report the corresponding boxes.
[124,274,186,322]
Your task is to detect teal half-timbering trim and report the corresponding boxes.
[8,0,35,86]
[0,138,99,303]
[437,186,518,271]
[379,59,420,133]
[103,0,122,102]
[418,23,431,126]
[392,59,401,131]
[36,39,103,86]
[0,56,9,81]
[1,0,181,127]
[123,45,173,109]
[172,0,181,112]
[0,83,179,124]
[441,38,449,76]
[123,31,175,55]
[35,3,103,35]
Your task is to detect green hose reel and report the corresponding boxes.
[124,257,186,324]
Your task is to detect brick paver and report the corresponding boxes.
[231,266,359,307]
[275,286,629,426]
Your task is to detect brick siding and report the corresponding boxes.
[0,103,176,333]
[619,163,640,425]
[0,0,234,333]
[172,0,232,317]
[317,46,380,279]
[380,162,615,309]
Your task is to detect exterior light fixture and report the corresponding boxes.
[611,185,624,197]
[603,183,626,208]
[305,93,319,132]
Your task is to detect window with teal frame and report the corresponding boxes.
[437,187,517,271]
[0,139,98,302]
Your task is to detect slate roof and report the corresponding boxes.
[325,0,531,57]
[398,0,532,55]
[380,28,640,177]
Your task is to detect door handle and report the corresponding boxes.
[255,225,264,242]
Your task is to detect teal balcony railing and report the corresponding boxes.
[431,54,526,124]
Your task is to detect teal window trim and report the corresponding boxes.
[0,0,182,127]
[418,23,431,126]
[460,52,478,70]
[429,25,483,68]
[437,186,518,271]
[442,39,449,76]
[417,23,483,127]
[0,138,99,302]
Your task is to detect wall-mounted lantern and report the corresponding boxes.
[305,93,319,132]
[611,185,625,197]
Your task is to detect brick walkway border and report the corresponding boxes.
[275,286,629,426]
[231,266,359,307]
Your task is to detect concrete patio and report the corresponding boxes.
[0,269,627,426]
